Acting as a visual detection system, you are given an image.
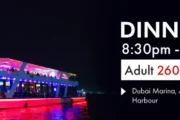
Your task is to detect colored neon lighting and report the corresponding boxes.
[0,58,23,71]
[72,101,87,106]
[0,97,86,109]
[6,81,10,86]
[0,77,16,81]
[1,77,6,79]
[0,81,3,85]
[24,63,60,79]
[0,58,78,91]
[49,72,56,77]
[71,97,86,103]
[54,88,56,91]
[0,98,61,109]
[70,73,77,76]
[0,58,75,81]
[61,73,68,79]
[0,64,11,68]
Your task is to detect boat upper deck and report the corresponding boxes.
[0,58,78,86]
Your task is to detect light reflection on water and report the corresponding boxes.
[0,102,89,120]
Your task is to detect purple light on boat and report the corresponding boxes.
[54,88,56,91]
[1,77,6,79]
[38,81,40,83]
[20,79,22,81]
[24,79,27,82]
[34,81,36,82]
[13,78,16,80]
[7,77,10,80]
[29,80,32,82]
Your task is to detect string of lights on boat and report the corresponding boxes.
[0,76,77,87]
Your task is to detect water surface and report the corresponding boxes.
[0,101,89,120]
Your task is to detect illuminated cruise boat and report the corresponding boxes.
[0,58,78,99]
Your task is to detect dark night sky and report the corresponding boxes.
[0,1,113,92]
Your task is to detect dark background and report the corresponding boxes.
[0,0,116,94]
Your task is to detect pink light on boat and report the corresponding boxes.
[24,63,60,79]
[0,58,74,82]
[0,58,23,71]
[61,73,68,80]
[0,64,11,68]
[49,72,56,77]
